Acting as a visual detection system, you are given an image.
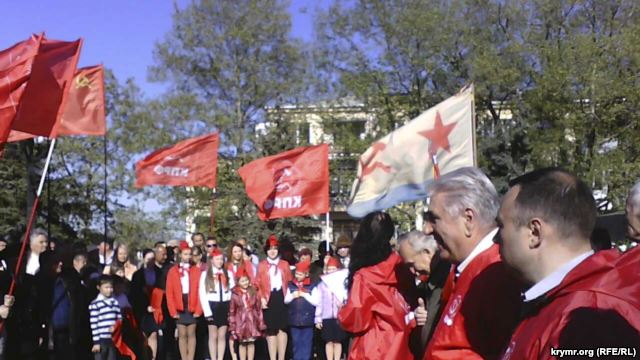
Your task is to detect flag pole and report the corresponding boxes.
[8,138,57,296]
[209,188,216,236]
[103,133,108,264]
[325,212,330,253]
[432,154,441,179]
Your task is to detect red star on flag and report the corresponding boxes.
[418,111,458,156]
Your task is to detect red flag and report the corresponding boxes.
[7,65,106,142]
[135,133,219,188]
[11,37,82,138]
[0,34,42,143]
[238,144,329,220]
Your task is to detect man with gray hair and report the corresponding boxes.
[423,167,522,360]
[7,228,53,359]
[398,231,450,357]
[626,180,640,241]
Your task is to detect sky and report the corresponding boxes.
[2,0,316,98]
[2,0,318,223]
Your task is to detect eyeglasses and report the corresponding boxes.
[206,243,217,248]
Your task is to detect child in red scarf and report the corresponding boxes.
[284,260,320,360]
[228,267,265,360]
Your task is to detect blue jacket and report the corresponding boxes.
[287,282,317,327]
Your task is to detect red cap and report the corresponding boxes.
[209,248,223,258]
[326,257,341,269]
[179,240,190,251]
[266,234,279,248]
[235,266,249,280]
[295,260,311,273]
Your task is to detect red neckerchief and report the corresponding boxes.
[179,263,190,277]
[267,257,280,276]
[213,267,228,290]
[294,278,310,292]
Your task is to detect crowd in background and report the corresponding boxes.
[0,166,639,360]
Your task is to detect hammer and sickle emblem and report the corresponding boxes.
[75,75,91,89]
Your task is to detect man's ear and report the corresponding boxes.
[528,218,543,249]
[463,208,475,237]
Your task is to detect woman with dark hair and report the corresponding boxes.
[338,212,417,360]
[256,235,292,360]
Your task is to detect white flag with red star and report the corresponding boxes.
[347,85,475,218]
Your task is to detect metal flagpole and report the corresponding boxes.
[103,134,108,265]
[8,138,57,295]
[209,188,216,236]
[325,212,330,253]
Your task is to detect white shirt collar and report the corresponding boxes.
[523,250,594,302]
[456,228,498,276]
[267,257,280,266]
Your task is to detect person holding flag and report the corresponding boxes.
[256,235,292,360]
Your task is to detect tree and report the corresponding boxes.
[141,0,310,249]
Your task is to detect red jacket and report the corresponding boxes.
[166,265,203,318]
[424,244,523,360]
[500,247,640,360]
[256,259,292,302]
[228,287,266,341]
[338,252,417,360]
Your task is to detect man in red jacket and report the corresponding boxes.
[497,168,640,359]
[423,167,523,360]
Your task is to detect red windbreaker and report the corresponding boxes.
[424,244,523,360]
[500,247,640,360]
[338,252,417,360]
[166,265,203,318]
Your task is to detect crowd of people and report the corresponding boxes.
[0,166,639,360]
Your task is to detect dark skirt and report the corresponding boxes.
[322,318,347,342]
[176,294,196,326]
[263,289,288,332]
[140,313,161,335]
[208,301,230,327]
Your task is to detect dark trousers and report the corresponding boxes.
[53,328,71,360]
[94,342,117,360]
[290,326,314,360]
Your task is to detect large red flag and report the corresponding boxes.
[0,34,42,143]
[7,65,106,142]
[135,133,219,188]
[10,37,82,138]
[238,144,329,220]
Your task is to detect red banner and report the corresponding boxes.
[135,133,219,188]
[10,37,82,138]
[7,65,106,142]
[238,144,329,220]
[0,34,42,143]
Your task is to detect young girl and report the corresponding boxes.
[315,257,348,360]
[256,235,292,360]
[199,248,233,360]
[166,241,203,360]
[284,260,320,360]
[226,241,256,360]
[228,266,265,360]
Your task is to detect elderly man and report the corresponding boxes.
[398,231,450,357]
[626,180,640,241]
[497,168,640,359]
[7,229,53,359]
[422,167,522,360]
